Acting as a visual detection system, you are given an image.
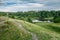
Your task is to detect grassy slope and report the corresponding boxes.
[35,22,60,33]
[18,20,60,40]
[0,17,60,40]
[0,17,32,40]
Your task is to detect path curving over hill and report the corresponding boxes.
[9,19,38,40]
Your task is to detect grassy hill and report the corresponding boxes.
[0,17,32,40]
[0,17,60,40]
[18,20,60,40]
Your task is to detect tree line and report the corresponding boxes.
[0,10,60,23]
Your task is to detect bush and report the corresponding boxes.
[53,16,60,23]
[27,17,32,23]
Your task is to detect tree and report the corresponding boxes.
[27,17,32,23]
[53,16,60,23]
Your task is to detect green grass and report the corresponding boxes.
[34,22,60,33]
[18,20,60,40]
[0,17,32,40]
[0,17,60,40]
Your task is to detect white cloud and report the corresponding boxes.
[0,0,60,12]
[0,3,44,12]
[27,3,44,7]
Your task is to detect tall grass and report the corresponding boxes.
[18,20,60,40]
[0,20,32,40]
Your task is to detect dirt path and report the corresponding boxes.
[9,19,38,40]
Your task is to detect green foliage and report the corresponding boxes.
[27,17,32,23]
[0,11,60,22]
[53,16,60,23]
[0,12,6,16]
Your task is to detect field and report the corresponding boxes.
[0,17,60,40]
[0,17,32,40]
[19,20,60,40]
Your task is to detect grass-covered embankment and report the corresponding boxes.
[18,20,60,40]
[0,17,32,40]
[0,17,60,40]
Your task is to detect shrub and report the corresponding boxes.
[53,16,60,23]
[27,17,32,23]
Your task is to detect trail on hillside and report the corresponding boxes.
[9,19,38,40]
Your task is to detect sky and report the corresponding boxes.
[0,0,60,12]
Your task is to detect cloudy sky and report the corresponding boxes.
[0,0,60,12]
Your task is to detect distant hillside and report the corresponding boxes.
[0,17,60,40]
